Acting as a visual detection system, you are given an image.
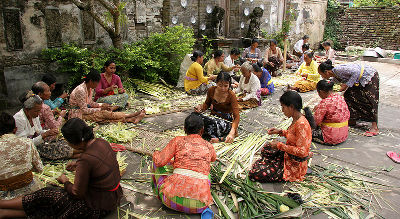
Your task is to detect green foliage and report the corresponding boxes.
[42,44,111,90]
[201,35,215,63]
[261,9,295,48]
[323,0,344,49]
[42,25,195,88]
[353,0,400,7]
[140,25,196,84]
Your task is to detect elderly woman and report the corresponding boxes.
[13,92,58,146]
[0,112,43,200]
[31,81,78,160]
[288,51,320,93]
[14,91,74,160]
[242,38,263,63]
[318,60,379,136]
[69,69,145,123]
[195,72,240,143]
[41,74,68,110]
[204,50,239,77]
[264,39,284,77]
[233,62,261,110]
[184,51,216,95]
[32,81,66,130]
[0,118,123,218]
[94,60,129,109]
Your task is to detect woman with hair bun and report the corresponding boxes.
[204,50,240,77]
[184,51,216,95]
[249,91,314,182]
[69,69,145,123]
[0,118,123,218]
[318,60,379,136]
[312,80,350,145]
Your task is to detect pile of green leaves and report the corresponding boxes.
[42,25,195,89]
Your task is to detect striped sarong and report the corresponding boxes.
[151,164,209,214]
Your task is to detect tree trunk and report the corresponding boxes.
[111,33,123,49]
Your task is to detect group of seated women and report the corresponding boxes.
[0,45,380,217]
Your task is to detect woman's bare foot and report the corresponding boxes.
[130,110,146,124]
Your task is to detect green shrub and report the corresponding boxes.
[323,0,344,50]
[42,25,195,88]
[140,25,196,84]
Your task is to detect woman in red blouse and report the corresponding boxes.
[95,60,129,109]
[249,91,314,182]
[312,80,350,145]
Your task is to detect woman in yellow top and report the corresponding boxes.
[288,51,320,92]
[204,50,239,77]
[184,51,216,95]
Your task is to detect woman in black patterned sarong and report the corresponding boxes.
[195,72,240,143]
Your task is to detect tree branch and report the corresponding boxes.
[97,0,116,14]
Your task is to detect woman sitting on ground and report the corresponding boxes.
[0,112,43,200]
[233,62,261,110]
[288,51,320,93]
[204,50,239,77]
[31,82,77,160]
[152,113,216,214]
[242,38,263,63]
[184,51,216,95]
[312,80,350,145]
[32,81,67,130]
[318,60,379,136]
[264,39,284,77]
[0,118,123,218]
[252,62,274,96]
[195,72,240,143]
[94,60,129,109]
[69,69,145,123]
[249,91,314,182]
[14,92,59,147]
[41,74,68,110]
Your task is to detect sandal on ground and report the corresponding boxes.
[363,131,378,137]
[386,151,400,164]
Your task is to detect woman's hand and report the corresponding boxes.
[208,75,217,81]
[57,174,69,184]
[267,128,281,135]
[118,88,125,94]
[339,84,348,92]
[42,128,59,139]
[59,92,68,99]
[194,104,203,113]
[224,132,235,143]
[66,161,77,172]
[269,140,279,149]
[101,103,111,111]
[59,110,67,118]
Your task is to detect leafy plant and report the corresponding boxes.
[42,26,195,88]
[353,0,400,7]
[261,8,295,48]
[323,0,344,50]
[139,25,196,84]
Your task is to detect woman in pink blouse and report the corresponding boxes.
[312,80,350,145]
[95,60,129,109]
[69,70,145,123]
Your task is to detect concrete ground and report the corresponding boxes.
[106,61,400,218]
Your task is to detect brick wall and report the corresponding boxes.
[334,7,400,50]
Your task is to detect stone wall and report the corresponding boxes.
[333,6,400,50]
[0,0,163,108]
